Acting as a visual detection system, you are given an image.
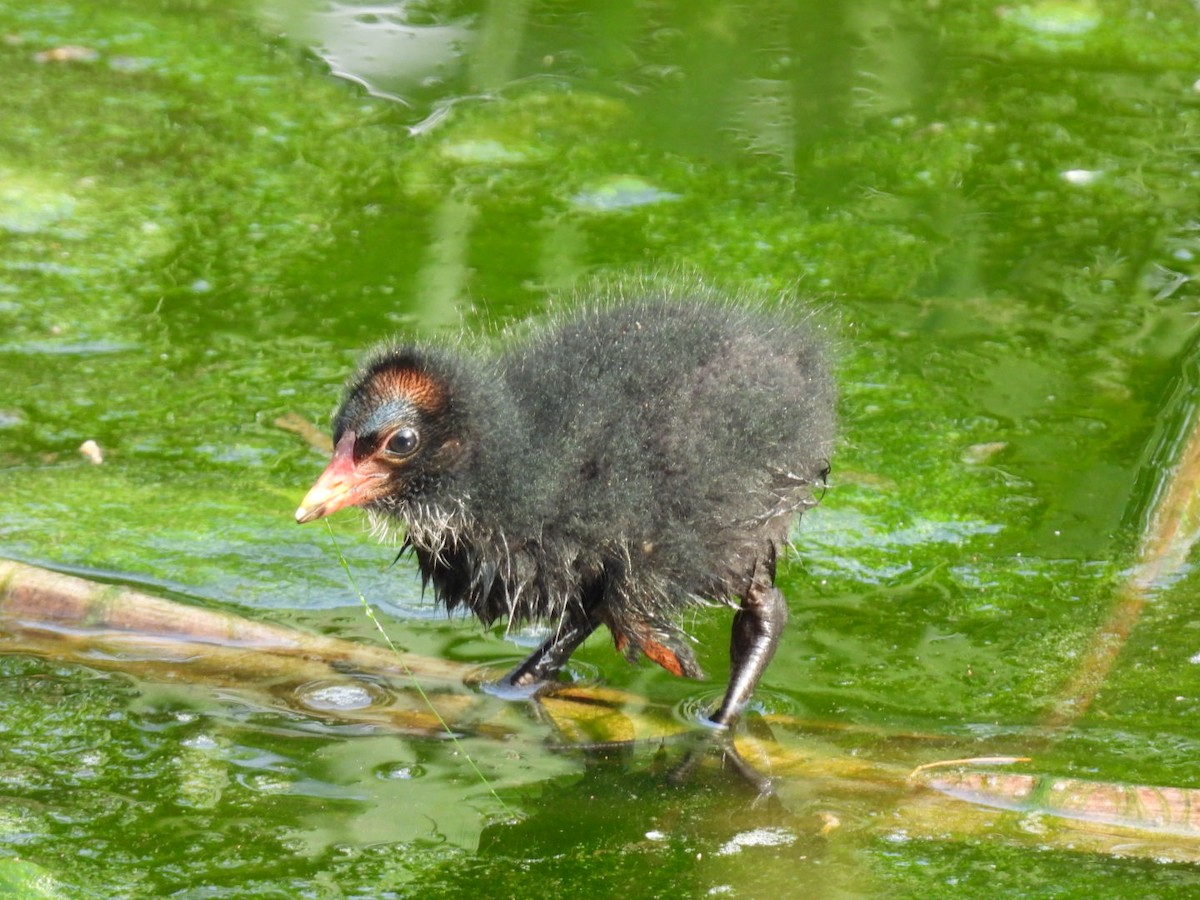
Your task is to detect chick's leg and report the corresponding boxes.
[709,554,788,727]
[499,609,601,689]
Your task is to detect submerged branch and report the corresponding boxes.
[1045,396,1200,727]
[898,767,1200,865]
[273,412,334,454]
[0,559,501,737]
[3,559,1200,863]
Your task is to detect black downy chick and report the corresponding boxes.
[297,291,835,729]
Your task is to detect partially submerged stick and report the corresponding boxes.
[1045,389,1200,727]
[0,559,466,679]
[4,559,1200,863]
[0,559,499,736]
[898,767,1200,865]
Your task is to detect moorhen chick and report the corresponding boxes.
[297,291,835,731]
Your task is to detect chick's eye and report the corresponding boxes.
[384,427,419,458]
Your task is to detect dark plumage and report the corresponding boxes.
[297,288,835,727]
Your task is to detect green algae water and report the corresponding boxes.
[2,0,1200,895]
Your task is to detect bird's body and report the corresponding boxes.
[298,290,835,726]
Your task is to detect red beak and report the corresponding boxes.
[295,431,378,524]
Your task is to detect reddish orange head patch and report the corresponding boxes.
[371,365,446,414]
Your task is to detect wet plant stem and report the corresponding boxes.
[324,521,519,819]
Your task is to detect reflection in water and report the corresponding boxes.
[5,0,1200,893]
[258,1,474,108]
[415,194,478,325]
[470,0,533,92]
[261,0,545,324]
[257,0,914,168]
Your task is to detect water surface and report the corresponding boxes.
[1,0,1199,895]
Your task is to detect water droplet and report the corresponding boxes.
[716,826,797,856]
[297,679,390,711]
[571,176,682,212]
[375,762,426,781]
[1002,2,1101,37]
[1061,169,1102,185]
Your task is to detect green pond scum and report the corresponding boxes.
[1,0,1200,895]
